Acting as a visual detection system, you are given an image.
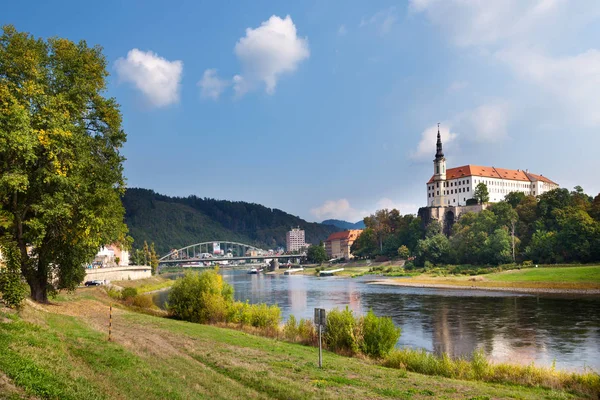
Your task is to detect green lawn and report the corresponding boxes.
[485,266,600,283]
[0,294,591,400]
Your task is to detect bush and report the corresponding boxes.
[121,287,138,300]
[0,244,27,308]
[522,260,533,267]
[424,260,433,270]
[248,303,281,329]
[297,318,317,345]
[325,307,360,355]
[105,287,122,300]
[168,270,233,323]
[132,294,154,309]
[404,261,415,270]
[283,314,298,340]
[360,310,401,358]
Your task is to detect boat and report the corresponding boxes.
[247,267,263,274]
[319,268,344,277]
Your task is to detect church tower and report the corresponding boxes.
[432,124,446,206]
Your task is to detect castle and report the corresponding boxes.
[420,125,559,233]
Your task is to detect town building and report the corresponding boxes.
[426,125,559,207]
[92,244,130,268]
[324,230,362,260]
[286,227,308,252]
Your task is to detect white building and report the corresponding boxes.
[93,244,130,268]
[286,227,308,252]
[427,126,559,207]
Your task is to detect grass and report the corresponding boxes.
[1,290,594,399]
[384,265,600,291]
[113,275,175,293]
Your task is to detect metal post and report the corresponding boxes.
[108,304,112,341]
[318,324,322,368]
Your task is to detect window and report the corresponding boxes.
[464,198,466,202]
[437,191,439,195]
[453,199,455,203]
[436,166,439,174]
[467,187,470,192]
[436,182,439,188]
[428,193,431,198]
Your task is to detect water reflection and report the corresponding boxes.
[153,270,600,371]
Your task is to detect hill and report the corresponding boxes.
[321,219,365,230]
[122,188,339,255]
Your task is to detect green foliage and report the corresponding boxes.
[122,188,339,255]
[306,244,328,264]
[0,26,128,302]
[416,234,450,266]
[131,294,154,309]
[121,287,138,300]
[360,310,401,358]
[167,270,234,323]
[474,183,490,204]
[0,242,27,308]
[324,307,360,355]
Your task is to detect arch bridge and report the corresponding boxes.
[158,241,303,266]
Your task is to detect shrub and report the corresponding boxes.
[374,255,389,262]
[297,318,317,345]
[168,270,234,323]
[132,294,154,309]
[248,303,281,329]
[105,287,122,300]
[522,260,533,267]
[424,260,433,270]
[360,310,401,358]
[226,301,252,325]
[325,307,360,355]
[121,287,138,300]
[283,314,298,340]
[0,244,27,308]
[404,261,415,270]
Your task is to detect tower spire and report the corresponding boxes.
[435,123,444,159]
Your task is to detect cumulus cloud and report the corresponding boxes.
[447,80,468,92]
[233,15,309,96]
[410,124,458,161]
[197,69,229,100]
[360,7,398,35]
[115,49,183,107]
[311,198,419,222]
[338,24,347,36]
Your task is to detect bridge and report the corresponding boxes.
[158,241,304,266]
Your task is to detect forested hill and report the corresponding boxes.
[122,188,340,255]
[321,219,366,230]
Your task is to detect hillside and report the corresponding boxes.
[321,219,366,230]
[122,188,339,254]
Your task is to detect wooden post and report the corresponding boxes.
[318,324,322,368]
[108,304,112,341]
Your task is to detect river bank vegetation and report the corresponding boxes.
[1,284,598,399]
[351,187,600,267]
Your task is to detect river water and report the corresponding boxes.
[153,269,600,372]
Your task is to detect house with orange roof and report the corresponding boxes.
[324,229,362,260]
[427,125,559,207]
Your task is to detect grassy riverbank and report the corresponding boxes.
[376,266,600,293]
[1,289,596,399]
[113,275,175,293]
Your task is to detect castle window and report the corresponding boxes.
[437,191,439,195]
[437,166,439,174]
[467,187,469,192]
[428,193,431,198]
[453,199,455,203]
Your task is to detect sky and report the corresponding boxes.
[3,0,600,222]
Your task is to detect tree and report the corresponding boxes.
[415,234,450,266]
[591,194,600,222]
[474,183,490,204]
[490,202,518,261]
[0,26,127,302]
[504,191,526,208]
[397,245,410,259]
[350,228,378,258]
[149,242,159,274]
[307,243,328,264]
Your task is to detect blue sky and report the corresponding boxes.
[3,0,600,222]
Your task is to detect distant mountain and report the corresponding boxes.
[122,188,340,255]
[321,219,366,230]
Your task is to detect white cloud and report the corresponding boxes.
[233,15,309,96]
[311,199,366,222]
[497,48,600,125]
[410,124,458,161]
[115,49,183,107]
[338,24,347,36]
[311,198,419,222]
[197,69,229,100]
[360,7,398,36]
[457,103,510,142]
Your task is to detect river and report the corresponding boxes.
[152,269,600,372]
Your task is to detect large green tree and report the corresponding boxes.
[306,243,328,264]
[0,26,127,302]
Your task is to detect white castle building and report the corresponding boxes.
[426,126,559,207]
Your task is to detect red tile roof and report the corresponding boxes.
[427,165,557,185]
[325,230,362,242]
